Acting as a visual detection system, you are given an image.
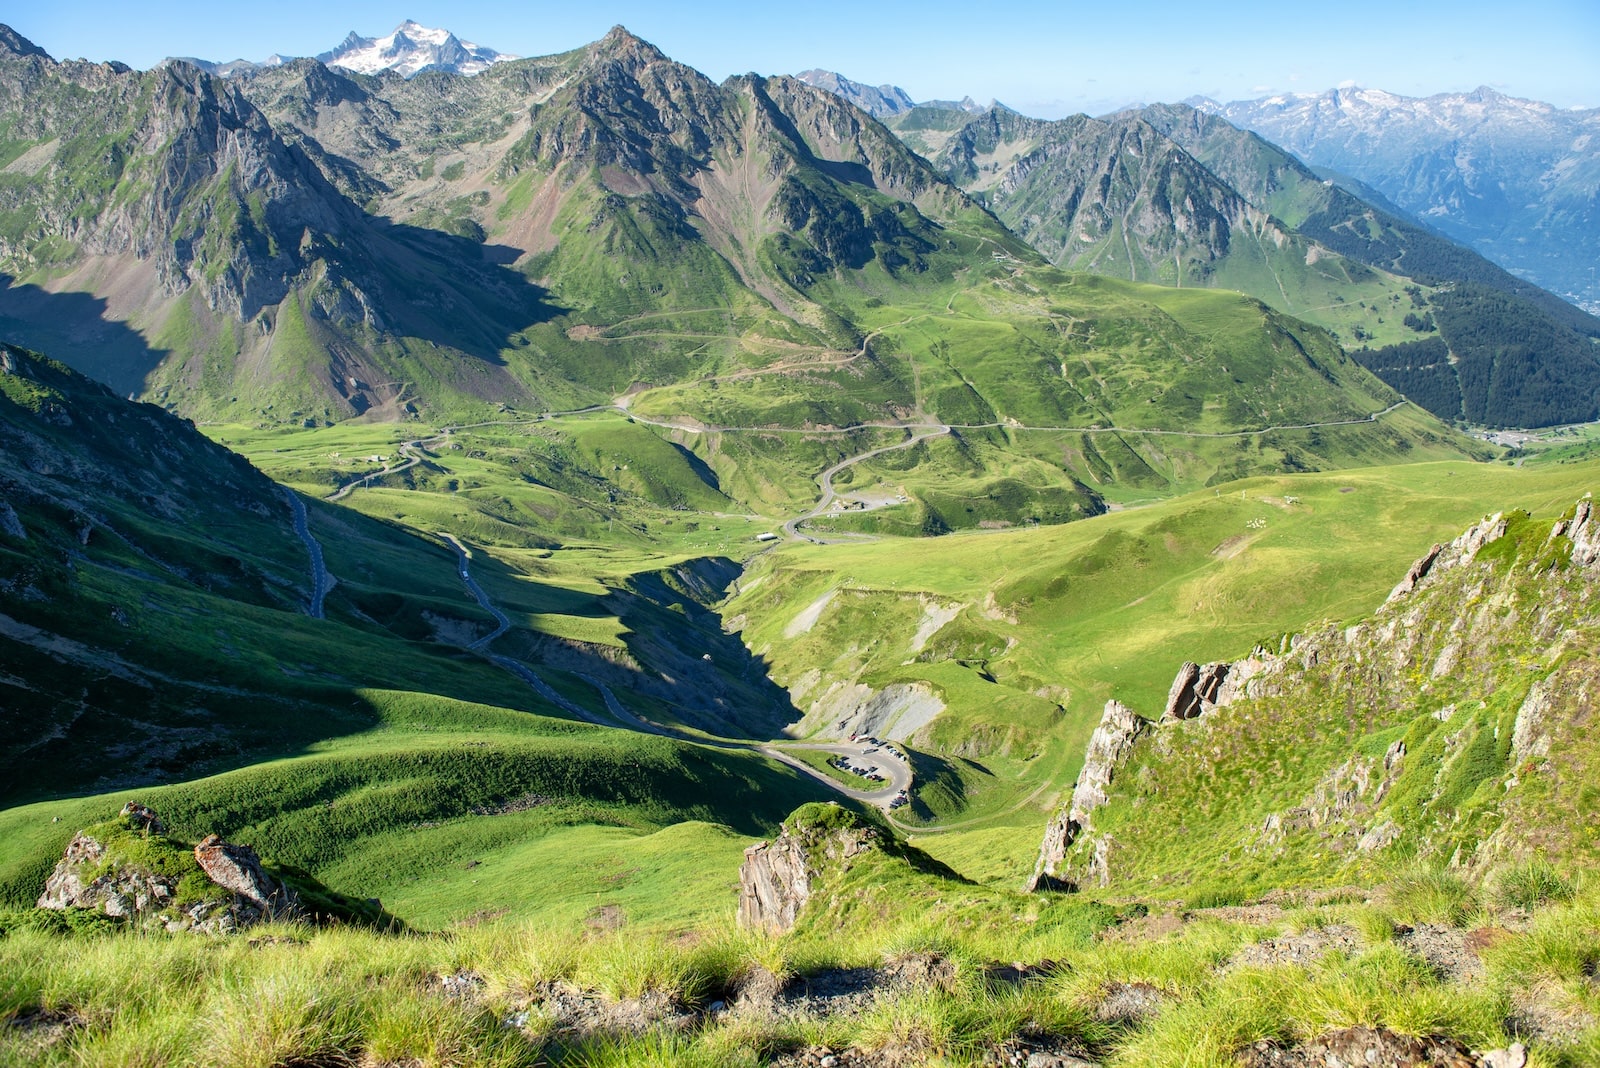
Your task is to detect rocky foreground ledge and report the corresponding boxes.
[34,802,395,933]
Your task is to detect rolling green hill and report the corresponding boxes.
[1131,103,1600,428]
[889,96,1600,429]
[0,341,837,929]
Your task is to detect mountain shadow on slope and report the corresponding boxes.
[0,280,171,399]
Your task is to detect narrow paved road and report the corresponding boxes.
[489,655,611,727]
[783,423,950,542]
[282,487,331,619]
[441,533,511,650]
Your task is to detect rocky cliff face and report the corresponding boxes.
[739,805,881,932]
[0,26,552,421]
[1027,700,1144,892]
[1031,499,1600,893]
[0,42,359,322]
[928,108,1326,293]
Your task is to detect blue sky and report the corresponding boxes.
[13,1,1600,114]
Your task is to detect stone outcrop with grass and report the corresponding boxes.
[1026,699,1145,892]
[34,803,382,933]
[739,803,882,932]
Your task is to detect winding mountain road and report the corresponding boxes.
[441,533,511,650]
[783,423,950,542]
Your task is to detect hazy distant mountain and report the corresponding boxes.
[167,55,290,78]
[317,20,516,78]
[920,96,993,114]
[795,70,1005,121]
[795,70,914,117]
[1195,86,1600,312]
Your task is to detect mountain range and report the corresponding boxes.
[810,70,1600,320]
[6,22,1600,1065]
[869,94,1600,428]
[1197,86,1600,315]
[0,19,1473,517]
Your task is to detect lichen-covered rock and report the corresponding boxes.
[739,805,879,932]
[193,835,299,919]
[36,831,176,916]
[1510,681,1552,761]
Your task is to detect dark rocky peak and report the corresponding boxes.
[261,56,371,108]
[0,24,50,61]
[590,25,668,71]
[331,30,372,54]
[742,74,943,198]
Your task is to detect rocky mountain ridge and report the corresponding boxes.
[1031,496,1600,895]
[0,27,553,421]
[794,70,915,117]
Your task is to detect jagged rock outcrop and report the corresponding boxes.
[1162,661,1228,721]
[35,805,302,933]
[1383,513,1506,602]
[1559,497,1600,566]
[739,806,879,932]
[1386,542,1442,602]
[1026,700,1144,892]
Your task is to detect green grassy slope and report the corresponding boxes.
[0,690,827,929]
[0,343,839,927]
[726,458,1600,880]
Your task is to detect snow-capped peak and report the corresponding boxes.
[315,20,517,78]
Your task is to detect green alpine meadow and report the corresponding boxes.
[1,11,1599,1067]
